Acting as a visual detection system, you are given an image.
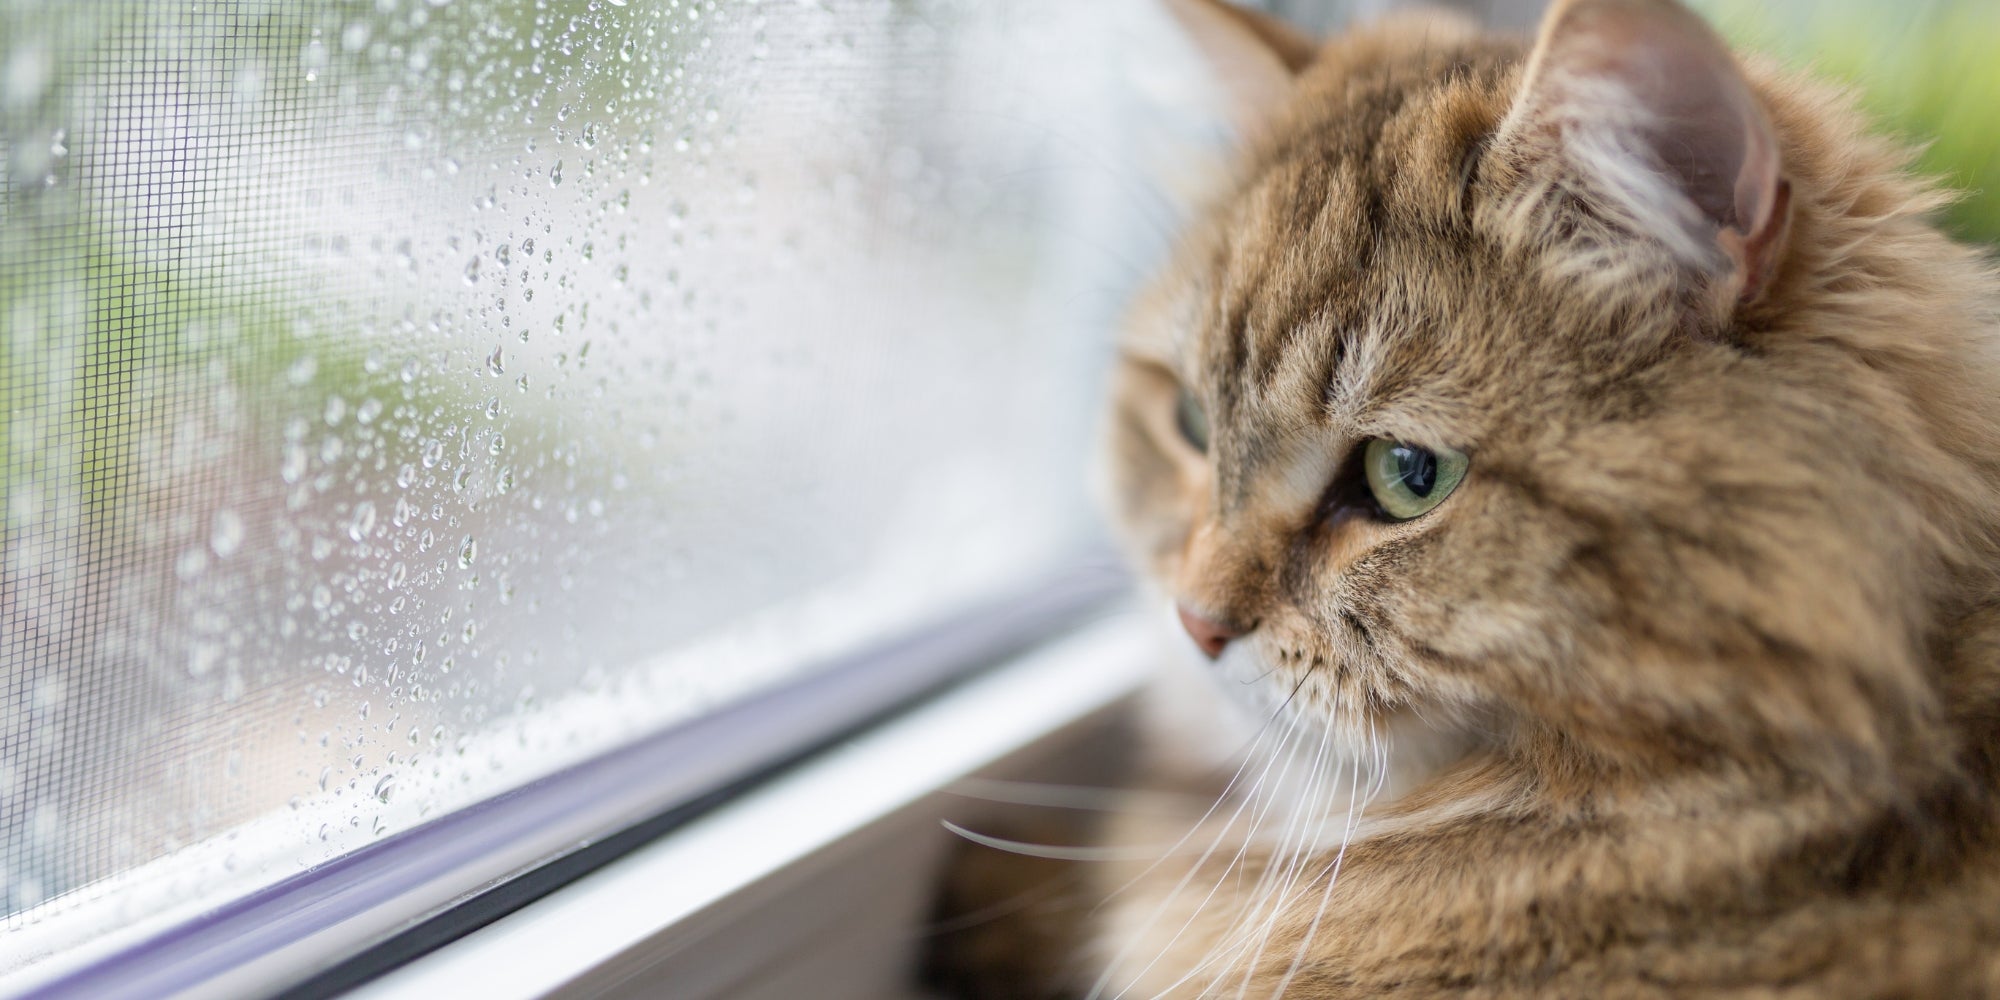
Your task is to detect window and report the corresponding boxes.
[2,0,1163,989]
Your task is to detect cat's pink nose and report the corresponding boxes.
[1176,604,1242,659]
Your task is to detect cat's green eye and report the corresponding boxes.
[1174,388,1210,453]
[1363,440,1468,521]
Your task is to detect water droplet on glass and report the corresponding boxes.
[486,346,504,376]
[232,62,264,104]
[356,397,383,424]
[288,355,319,386]
[421,440,444,468]
[387,561,407,589]
[458,535,478,568]
[5,45,54,111]
[462,256,481,285]
[187,642,221,677]
[548,160,564,188]
[374,774,397,803]
[211,509,246,558]
[302,38,327,82]
[348,501,377,542]
[176,547,210,581]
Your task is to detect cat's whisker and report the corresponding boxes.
[1225,718,1341,998]
[1157,693,1371,998]
[1105,710,1318,1000]
[1185,700,1389,997]
[1255,703,1362,967]
[939,820,1215,863]
[1086,706,1309,1000]
[1094,670,1315,908]
[941,778,1215,815]
[1273,745,1374,999]
[1240,694,1384,994]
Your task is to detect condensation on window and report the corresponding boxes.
[0,0,1208,968]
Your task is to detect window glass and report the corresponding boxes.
[0,0,1181,971]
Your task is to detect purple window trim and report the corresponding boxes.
[18,558,1126,1000]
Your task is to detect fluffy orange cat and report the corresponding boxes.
[930,0,2000,996]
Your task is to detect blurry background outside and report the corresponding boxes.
[1,0,1995,983]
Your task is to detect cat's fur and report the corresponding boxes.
[928,0,2000,996]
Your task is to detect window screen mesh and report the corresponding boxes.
[0,0,1186,968]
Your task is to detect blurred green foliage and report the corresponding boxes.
[0,226,386,520]
[1,0,614,506]
[1693,0,2000,244]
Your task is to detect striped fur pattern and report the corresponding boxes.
[1070,0,2000,995]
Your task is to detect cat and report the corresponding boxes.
[927,0,2000,996]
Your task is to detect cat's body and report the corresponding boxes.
[930,1,2000,996]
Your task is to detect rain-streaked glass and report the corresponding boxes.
[0,0,1203,970]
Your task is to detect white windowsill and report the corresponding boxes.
[346,611,1161,999]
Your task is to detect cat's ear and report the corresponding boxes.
[1162,0,1317,140]
[1495,0,1790,305]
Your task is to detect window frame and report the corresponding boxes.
[6,565,1129,1000]
[341,611,1159,1000]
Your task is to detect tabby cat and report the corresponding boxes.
[929,0,2000,995]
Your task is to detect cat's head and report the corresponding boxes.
[1109,0,2000,788]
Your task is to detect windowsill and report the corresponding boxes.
[343,611,1160,999]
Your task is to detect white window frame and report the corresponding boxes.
[339,613,1160,1000]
